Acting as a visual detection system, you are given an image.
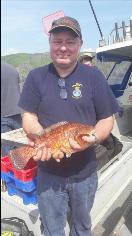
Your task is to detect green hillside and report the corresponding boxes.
[1,53,52,82]
[1,52,113,84]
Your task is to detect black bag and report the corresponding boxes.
[1,217,34,236]
[96,133,123,160]
[101,133,123,157]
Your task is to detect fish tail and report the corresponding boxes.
[9,145,36,170]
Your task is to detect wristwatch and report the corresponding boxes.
[92,132,100,144]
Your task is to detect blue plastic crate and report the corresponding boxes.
[7,182,38,205]
[1,171,37,192]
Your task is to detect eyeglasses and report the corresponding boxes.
[58,78,67,100]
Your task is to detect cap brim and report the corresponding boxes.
[49,25,81,38]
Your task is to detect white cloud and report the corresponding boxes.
[2,48,20,56]
[82,48,94,53]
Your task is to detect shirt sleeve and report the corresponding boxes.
[92,68,120,121]
[18,70,41,113]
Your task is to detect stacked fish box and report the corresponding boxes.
[1,156,38,205]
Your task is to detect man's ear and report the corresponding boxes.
[49,35,51,43]
[79,39,83,51]
[81,39,83,46]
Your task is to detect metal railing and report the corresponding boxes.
[108,19,132,45]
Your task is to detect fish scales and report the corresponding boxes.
[9,122,94,170]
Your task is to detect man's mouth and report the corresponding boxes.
[57,54,70,59]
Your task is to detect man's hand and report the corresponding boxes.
[82,135,98,145]
[70,135,96,151]
[27,134,96,163]
[60,135,96,154]
[28,138,64,163]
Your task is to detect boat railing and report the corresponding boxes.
[108,19,132,45]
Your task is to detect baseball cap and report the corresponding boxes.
[49,16,82,39]
[81,51,93,58]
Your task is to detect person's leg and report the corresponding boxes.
[70,172,98,236]
[37,170,69,236]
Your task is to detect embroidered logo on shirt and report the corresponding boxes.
[72,83,83,99]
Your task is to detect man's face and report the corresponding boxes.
[49,30,83,68]
[82,57,92,66]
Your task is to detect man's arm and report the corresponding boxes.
[94,115,114,142]
[22,111,44,136]
[69,115,114,150]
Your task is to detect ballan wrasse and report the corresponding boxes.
[10,121,95,169]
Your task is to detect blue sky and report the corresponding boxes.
[1,0,132,56]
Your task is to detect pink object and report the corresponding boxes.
[42,10,65,36]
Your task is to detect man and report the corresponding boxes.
[19,16,119,236]
[1,63,22,156]
[79,51,93,66]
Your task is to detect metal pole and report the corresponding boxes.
[122,21,126,41]
[115,22,120,42]
[89,0,104,39]
[130,19,132,38]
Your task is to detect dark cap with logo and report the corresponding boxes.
[49,16,82,39]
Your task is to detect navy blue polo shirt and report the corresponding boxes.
[19,63,119,180]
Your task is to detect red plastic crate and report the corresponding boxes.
[1,156,38,182]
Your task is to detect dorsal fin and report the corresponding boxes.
[44,121,68,133]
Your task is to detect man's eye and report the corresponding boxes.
[54,41,61,45]
[67,41,75,45]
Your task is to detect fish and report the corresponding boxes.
[9,121,95,170]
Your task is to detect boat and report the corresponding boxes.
[92,18,132,235]
[1,18,132,236]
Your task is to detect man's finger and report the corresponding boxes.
[27,138,35,147]
[69,138,81,149]
[29,141,35,147]
[41,147,49,161]
[45,148,52,161]
[57,151,64,159]
[33,149,42,161]
[82,135,95,143]
[52,150,64,160]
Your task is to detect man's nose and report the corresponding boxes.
[60,44,67,50]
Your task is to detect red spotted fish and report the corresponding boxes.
[9,121,95,169]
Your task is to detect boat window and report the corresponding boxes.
[107,61,131,85]
[95,60,115,77]
[129,72,132,82]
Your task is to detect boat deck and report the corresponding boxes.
[92,181,132,236]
